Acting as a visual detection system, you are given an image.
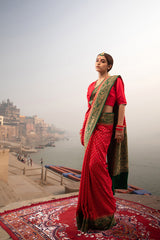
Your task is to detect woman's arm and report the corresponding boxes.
[115,104,126,143]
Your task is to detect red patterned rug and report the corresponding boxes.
[0,196,159,240]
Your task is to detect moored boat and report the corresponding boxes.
[44,165,151,195]
[45,165,81,181]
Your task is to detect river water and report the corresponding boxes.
[31,134,160,195]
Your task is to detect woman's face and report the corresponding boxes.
[95,55,110,73]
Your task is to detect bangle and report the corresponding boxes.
[116,125,124,128]
[116,125,124,131]
[116,128,124,131]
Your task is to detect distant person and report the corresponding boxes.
[40,158,43,165]
[76,52,128,232]
[23,156,26,164]
[30,158,32,167]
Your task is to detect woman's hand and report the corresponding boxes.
[116,104,125,143]
[115,129,124,143]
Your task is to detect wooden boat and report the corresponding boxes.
[35,145,44,149]
[45,165,151,195]
[45,142,55,147]
[45,165,81,182]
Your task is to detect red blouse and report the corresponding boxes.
[87,77,127,107]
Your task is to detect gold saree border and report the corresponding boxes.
[76,214,116,232]
[84,75,120,148]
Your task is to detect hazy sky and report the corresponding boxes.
[1,0,160,144]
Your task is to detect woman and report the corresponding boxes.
[76,52,128,232]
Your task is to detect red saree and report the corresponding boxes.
[76,76,128,232]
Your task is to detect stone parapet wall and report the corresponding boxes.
[0,149,9,182]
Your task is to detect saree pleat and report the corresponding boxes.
[77,123,116,232]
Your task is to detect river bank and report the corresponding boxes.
[0,151,80,208]
[0,151,160,210]
[30,135,160,196]
[0,140,38,154]
[2,135,160,196]
[0,151,160,239]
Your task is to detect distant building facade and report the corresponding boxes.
[0,99,61,144]
[0,116,3,126]
[0,99,20,126]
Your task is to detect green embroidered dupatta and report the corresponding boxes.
[108,103,128,192]
[84,75,128,192]
[84,75,119,148]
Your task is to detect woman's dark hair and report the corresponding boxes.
[98,52,114,72]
